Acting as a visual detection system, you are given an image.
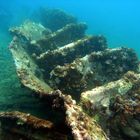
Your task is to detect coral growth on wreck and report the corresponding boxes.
[0,8,140,140]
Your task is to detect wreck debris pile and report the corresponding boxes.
[109,71,140,140]
[37,35,107,75]
[81,71,140,114]
[49,90,108,140]
[81,71,140,139]
[51,48,138,95]
[1,8,139,140]
[0,111,67,140]
[32,23,88,54]
[36,8,78,31]
[9,21,52,41]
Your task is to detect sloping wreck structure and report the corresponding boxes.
[1,8,140,140]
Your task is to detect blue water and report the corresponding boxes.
[0,0,140,57]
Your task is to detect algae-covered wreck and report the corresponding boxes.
[1,8,140,140]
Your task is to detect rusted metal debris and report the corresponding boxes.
[0,111,67,140]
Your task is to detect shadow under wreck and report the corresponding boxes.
[1,8,140,140]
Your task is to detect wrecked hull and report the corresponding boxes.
[2,9,140,140]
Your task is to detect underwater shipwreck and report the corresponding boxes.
[0,8,140,140]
